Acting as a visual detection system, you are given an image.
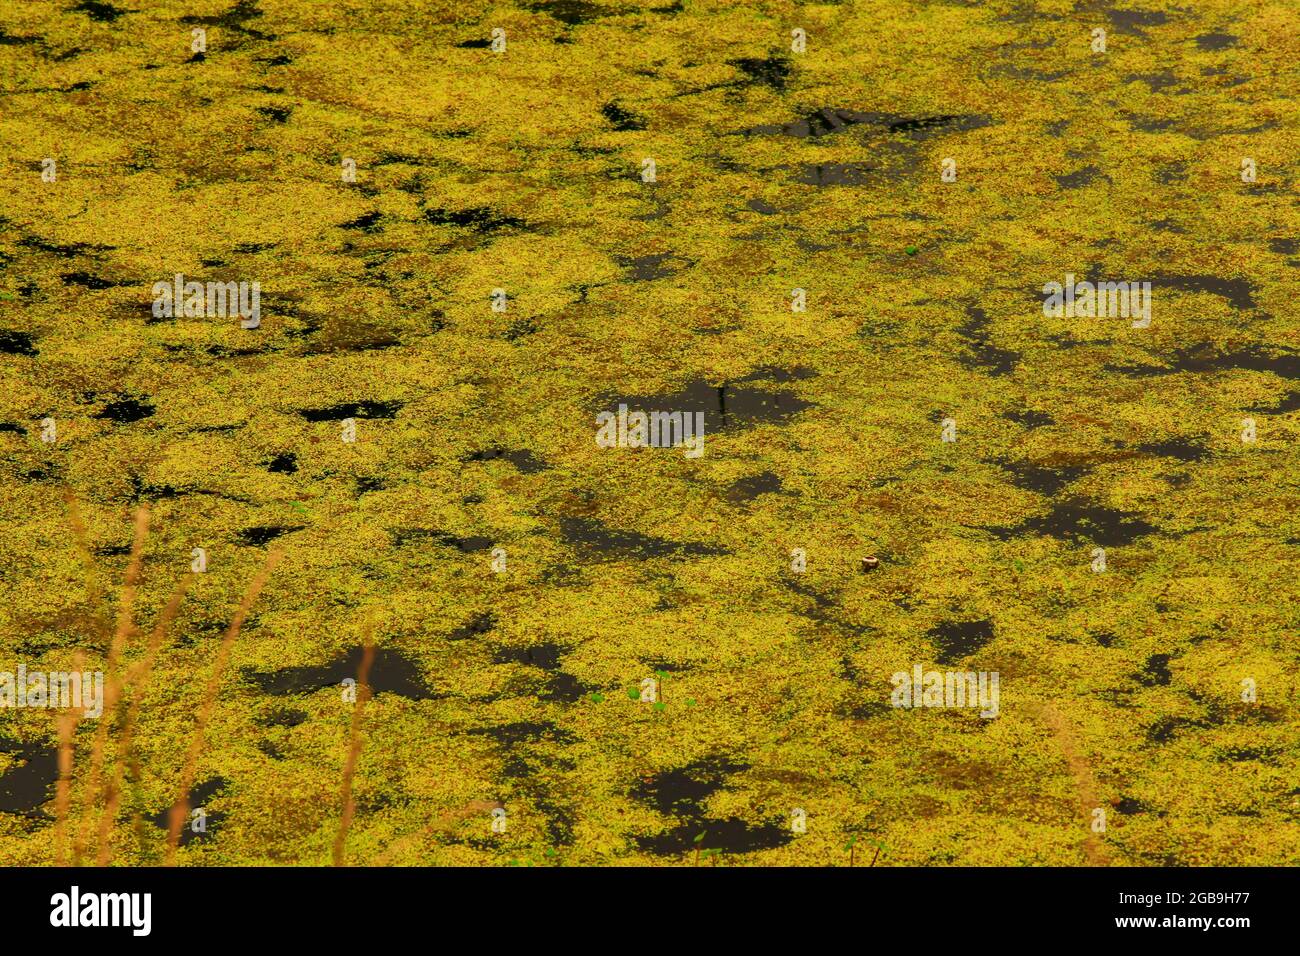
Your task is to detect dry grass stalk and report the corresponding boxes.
[333,634,376,866]
[95,576,192,865]
[1032,701,1112,867]
[166,547,285,864]
[74,504,149,864]
[62,490,105,621]
[369,789,494,866]
[54,650,86,866]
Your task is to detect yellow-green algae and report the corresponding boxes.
[0,0,1297,866]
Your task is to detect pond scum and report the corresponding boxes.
[0,0,1297,867]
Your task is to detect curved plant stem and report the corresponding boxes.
[54,650,86,866]
[96,576,192,865]
[333,632,376,866]
[166,547,284,864]
[75,504,148,864]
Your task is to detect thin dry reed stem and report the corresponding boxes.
[95,576,192,865]
[75,504,149,864]
[333,635,376,866]
[166,547,284,864]
[62,490,105,621]
[54,650,86,866]
[370,797,497,866]
[1032,701,1111,866]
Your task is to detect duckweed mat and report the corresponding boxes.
[1,0,1297,866]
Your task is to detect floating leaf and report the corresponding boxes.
[685,698,696,707]
[590,692,605,703]
[693,832,706,844]
[626,687,640,700]
[652,701,665,712]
